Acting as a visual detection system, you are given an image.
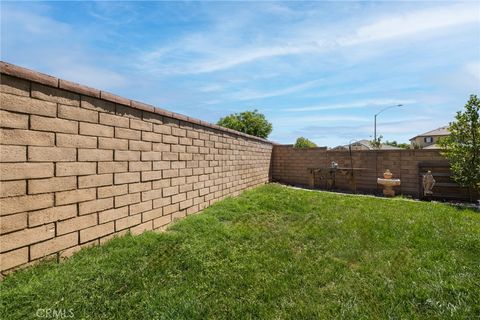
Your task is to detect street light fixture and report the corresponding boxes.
[374,104,404,144]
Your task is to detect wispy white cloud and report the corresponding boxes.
[185,45,315,74]
[1,5,128,90]
[292,121,419,137]
[284,99,415,112]
[52,64,129,89]
[138,43,323,75]
[87,2,141,26]
[138,3,480,75]
[1,6,71,37]
[2,1,478,147]
[197,83,227,93]
[465,62,480,81]
[229,79,324,101]
[275,116,437,146]
[343,4,480,45]
[271,115,370,127]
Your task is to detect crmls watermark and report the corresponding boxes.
[35,308,74,318]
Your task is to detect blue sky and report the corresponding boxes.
[1,1,479,146]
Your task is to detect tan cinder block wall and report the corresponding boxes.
[271,145,451,196]
[0,62,272,274]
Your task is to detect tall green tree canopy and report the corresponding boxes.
[217,109,272,139]
[439,94,480,191]
[294,137,317,148]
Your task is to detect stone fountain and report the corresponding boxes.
[377,169,401,197]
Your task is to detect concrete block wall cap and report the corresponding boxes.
[186,117,202,126]
[59,79,101,98]
[210,124,223,131]
[131,100,155,113]
[238,132,249,138]
[199,120,210,127]
[154,107,173,118]
[0,60,273,144]
[0,61,58,87]
[100,91,130,106]
[171,112,189,122]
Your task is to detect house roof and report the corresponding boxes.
[378,144,404,150]
[409,126,450,141]
[423,144,441,149]
[332,139,403,150]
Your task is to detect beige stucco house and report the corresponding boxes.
[409,126,450,149]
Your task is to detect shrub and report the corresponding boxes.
[439,94,480,193]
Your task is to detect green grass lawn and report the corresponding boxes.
[1,184,479,319]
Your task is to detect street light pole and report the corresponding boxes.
[374,104,404,143]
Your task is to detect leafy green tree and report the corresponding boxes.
[217,109,272,139]
[294,137,317,148]
[439,94,480,192]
